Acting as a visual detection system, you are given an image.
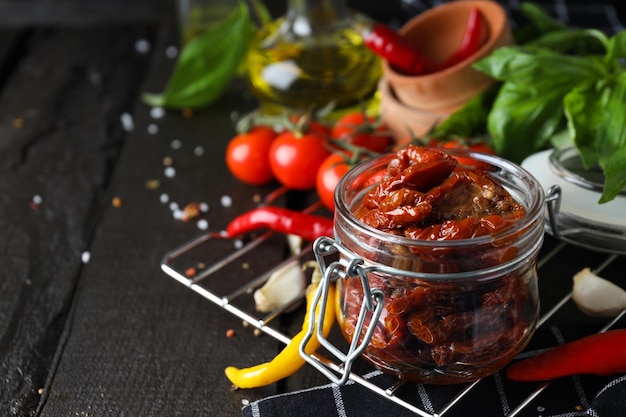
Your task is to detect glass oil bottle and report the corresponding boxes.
[244,0,382,116]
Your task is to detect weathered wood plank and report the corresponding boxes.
[0,24,155,416]
[30,15,301,417]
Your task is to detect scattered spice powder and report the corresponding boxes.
[185,267,197,277]
[182,202,201,222]
[112,196,122,208]
[162,156,173,166]
[182,108,193,118]
[226,329,235,338]
[145,179,160,190]
[12,118,24,128]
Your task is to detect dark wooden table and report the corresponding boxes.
[1,1,625,416]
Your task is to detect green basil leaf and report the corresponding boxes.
[143,1,253,109]
[601,146,626,203]
[487,81,565,161]
[526,28,607,54]
[474,46,606,85]
[474,47,607,162]
[431,84,499,138]
[605,30,626,66]
[564,73,626,203]
[519,2,568,34]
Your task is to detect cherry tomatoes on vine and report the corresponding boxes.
[331,112,394,154]
[440,138,495,170]
[269,129,331,190]
[225,126,278,186]
[316,153,353,212]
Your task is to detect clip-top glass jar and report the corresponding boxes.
[306,148,545,385]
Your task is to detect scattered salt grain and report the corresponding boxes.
[241,399,250,406]
[193,146,204,156]
[170,139,182,150]
[147,124,159,135]
[135,39,151,54]
[160,193,170,204]
[150,107,165,119]
[164,166,176,178]
[169,202,179,211]
[230,111,239,121]
[199,202,209,213]
[88,71,102,85]
[220,195,232,207]
[233,239,243,249]
[173,209,184,220]
[81,251,91,264]
[120,112,134,132]
[165,45,179,59]
[30,195,41,210]
[197,219,209,230]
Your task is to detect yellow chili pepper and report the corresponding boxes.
[224,280,335,389]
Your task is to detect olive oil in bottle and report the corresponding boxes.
[245,0,382,114]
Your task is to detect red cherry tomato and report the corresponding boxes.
[331,112,393,154]
[269,129,331,190]
[225,126,278,186]
[440,138,495,170]
[316,153,353,212]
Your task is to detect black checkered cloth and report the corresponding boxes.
[241,326,626,417]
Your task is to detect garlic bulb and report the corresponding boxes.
[572,267,626,317]
[254,259,306,313]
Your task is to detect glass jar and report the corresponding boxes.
[311,149,545,384]
[244,0,382,115]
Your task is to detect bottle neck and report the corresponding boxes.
[285,0,350,32]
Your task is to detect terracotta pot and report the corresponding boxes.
[383,0,514,111]
[378,77,460,140]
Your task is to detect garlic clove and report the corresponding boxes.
[572,267,626,317]
[254,259,306,313]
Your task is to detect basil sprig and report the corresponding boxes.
[469,2,626,203]
[143,1,258,109]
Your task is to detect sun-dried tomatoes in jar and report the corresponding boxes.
[331,145,545,384]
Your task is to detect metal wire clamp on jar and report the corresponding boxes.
[301,149,546,385]
[244,0,382,114]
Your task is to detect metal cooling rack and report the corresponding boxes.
[160,200,626,417]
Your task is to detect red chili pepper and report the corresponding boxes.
[442,7,484,69]
[506,330,626,382]
[225,206,333,241]
[362,23,432,75]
